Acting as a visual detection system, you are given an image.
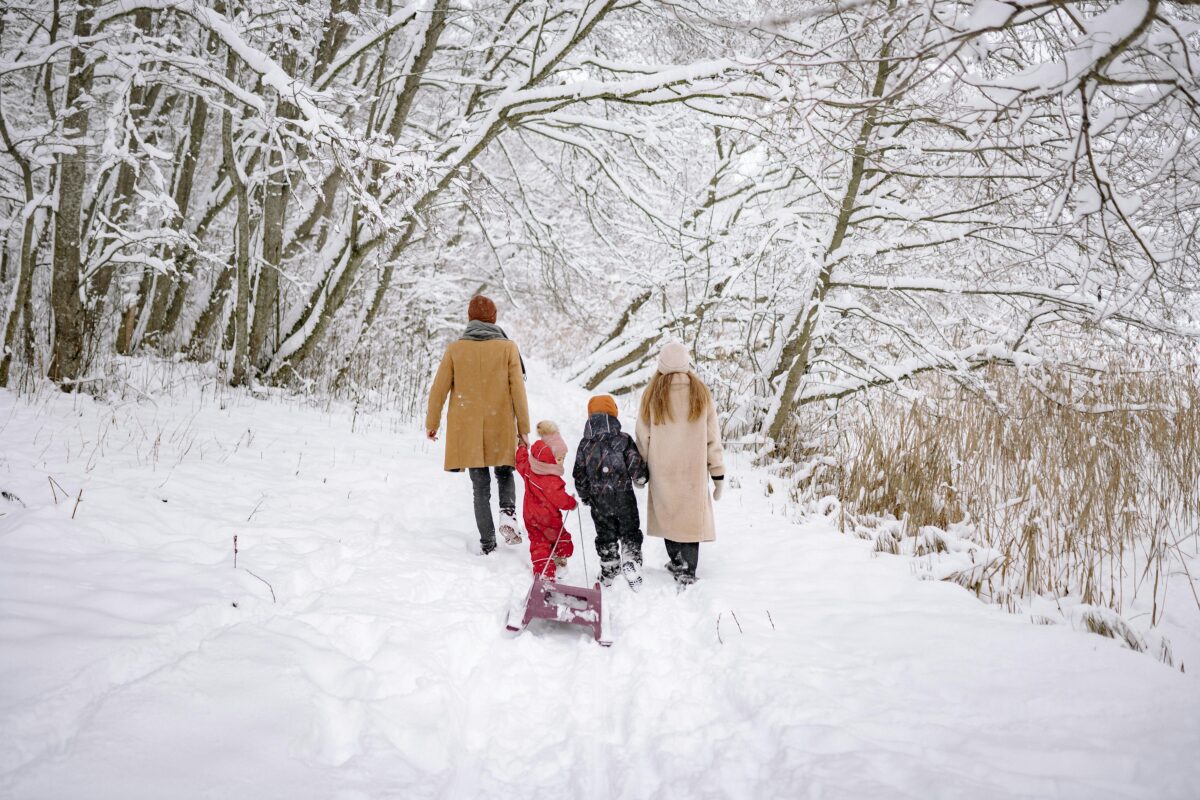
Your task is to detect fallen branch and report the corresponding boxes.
[247,497,265,521]
[244,568,276,603]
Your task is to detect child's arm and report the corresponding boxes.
[514,443,531,478]
[571,443,591,505]
[544,479,578,512]
[624,435,649,487]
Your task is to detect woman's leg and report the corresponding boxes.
[664,539,683,571]
[469,467,496,553]
[664,539,698,585]
[678,543,699,579]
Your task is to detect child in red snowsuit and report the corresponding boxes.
[515,423,577,580]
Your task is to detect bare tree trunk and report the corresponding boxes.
[249,20,302,373]
[186,257,234,360]
[152,94,209,345]
[139,144,196,349]
[311,0,360,79]
[86,10,158,364]
[270,0,618,378]
[221,48,251,386]
[280,0,449,376]
[763,20,895,443]
[48,0,98,387]
[0,66,37,388]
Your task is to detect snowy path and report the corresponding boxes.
[1,367,1198,799]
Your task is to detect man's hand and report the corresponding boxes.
[426,430,438,441]
[518,432,529,446]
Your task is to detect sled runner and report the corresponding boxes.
[505,576,613,646]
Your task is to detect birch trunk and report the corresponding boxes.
[48,0,98,386]
[222,47,251,386]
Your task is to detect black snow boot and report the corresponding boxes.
[621,539,643,590]
[664,540,698,587]
[621,559,643,591]
[599,560,621,587]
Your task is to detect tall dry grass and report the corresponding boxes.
[789,363,1200,631]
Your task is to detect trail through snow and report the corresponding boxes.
[1,363,1198,799]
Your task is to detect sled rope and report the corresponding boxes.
[574,505,590,585]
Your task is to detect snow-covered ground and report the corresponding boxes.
[1,362,1198,799]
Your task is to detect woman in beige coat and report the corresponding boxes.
[634,341,725,587]
[426,295,530,554]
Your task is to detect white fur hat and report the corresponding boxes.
[657,341,691,374]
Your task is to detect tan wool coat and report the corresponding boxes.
[635,374,725,542]
[425,339,531,471]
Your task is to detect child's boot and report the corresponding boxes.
[621,542,643,591]
[598,560,620,587]
[621,559,643,591]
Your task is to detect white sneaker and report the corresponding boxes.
[498,511,522,545]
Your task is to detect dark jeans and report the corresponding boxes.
[589,490,643,579]
[469,466,515,549]
[664,539,699,583]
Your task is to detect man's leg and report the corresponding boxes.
[469,467,496,553]
[494,466,521,544]
[494,466,516,516]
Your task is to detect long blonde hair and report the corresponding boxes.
[640,371,711,425]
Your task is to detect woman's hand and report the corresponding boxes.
[426,430,438,441]
[712,476,725,501]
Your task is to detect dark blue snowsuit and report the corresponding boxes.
[572,412,648,582]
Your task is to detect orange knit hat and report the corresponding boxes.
[587,395,618,417]
[467,295,497,323]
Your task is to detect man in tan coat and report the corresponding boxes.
[426,296,531,554]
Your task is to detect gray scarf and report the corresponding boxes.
[461,320,526,378]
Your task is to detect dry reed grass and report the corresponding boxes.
[789,362,1200,632]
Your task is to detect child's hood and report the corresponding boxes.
[582,411,623,439]
[540,431,568,463]
[531,439,558,465]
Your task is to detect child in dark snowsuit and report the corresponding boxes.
[572,395,649,589]
[515,424,577,580]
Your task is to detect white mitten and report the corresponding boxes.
[712,478,725,501]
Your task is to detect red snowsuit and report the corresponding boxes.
[515,441,577,579]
